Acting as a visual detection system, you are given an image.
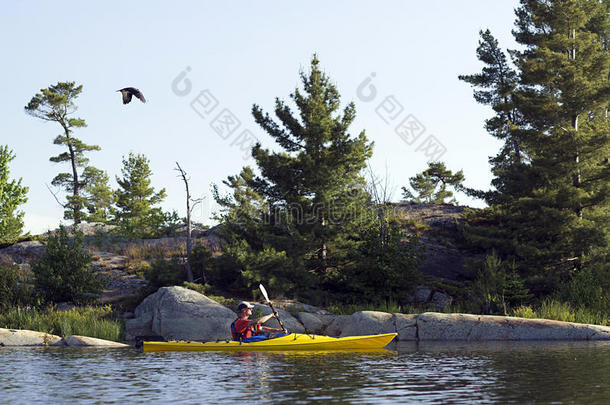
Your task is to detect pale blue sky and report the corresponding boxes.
[1,1,520,234]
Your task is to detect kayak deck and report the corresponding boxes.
[143,333,397,352]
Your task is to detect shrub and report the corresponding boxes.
[512,305,536,319]
[468,251,531,315]
[33,225,101,304]
[335,222,422,305]
[0,261,34,308]
[143,256,185,293]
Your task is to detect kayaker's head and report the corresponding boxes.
[237,301,254,317]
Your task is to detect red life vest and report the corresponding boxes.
[231,318,259,341]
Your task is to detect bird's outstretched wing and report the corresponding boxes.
[132,88,146,103]
[118,87,146,104]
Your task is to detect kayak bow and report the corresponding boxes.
[142,332,397,352]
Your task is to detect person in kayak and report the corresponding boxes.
[231,301,287,341]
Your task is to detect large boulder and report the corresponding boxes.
[125,286,236,341]
[337,311,417,341]
[0,328,62,346]
[320,315,350,337]
[417,312,610,341]
[297,312,325,333]
[339,311,395,337]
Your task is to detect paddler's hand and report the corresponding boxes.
[273,310,279,318]
[282,328,288,334]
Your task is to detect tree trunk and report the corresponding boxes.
[176,162,194,283]
[569,28,584,269]
[61,121,81,224]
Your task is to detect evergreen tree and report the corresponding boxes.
[402,161,465,204]
[0,146,28,244]
[82,167,114,223]
[460,0,610,295]
[215,56,375,298]
[25,82,101,223]
[113,152,167,238]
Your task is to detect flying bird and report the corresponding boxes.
[117,87,146,104]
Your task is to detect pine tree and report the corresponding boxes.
[113,153,167,238]
[460,0,610,295]
[25,82,101,223]
[0,146,28,244]
[215,56,374,297]
[402,161,465,204]
[82,167,114,223]
[511,0,610,273]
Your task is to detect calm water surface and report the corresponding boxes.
[1,341,609,404]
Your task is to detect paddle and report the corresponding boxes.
[259,283,287,333]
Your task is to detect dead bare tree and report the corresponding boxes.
[367,162,396,252]
[175,162,205,283]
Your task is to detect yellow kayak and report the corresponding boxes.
[143,333,397,352]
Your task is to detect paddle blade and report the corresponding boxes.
[259,284,270,302]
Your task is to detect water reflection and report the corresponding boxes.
[1,342,609,404]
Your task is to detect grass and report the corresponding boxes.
[0,305,124,342]
[511,298,609,326]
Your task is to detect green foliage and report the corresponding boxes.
[214,56,400,303]
[143,256,185,294]
[402,161,465,204]
[189,244,214,284]
[82,166,114,223]
[512,298,609,326]
[33,225,101,304]
[561,268,609,313]
[460,2,610,304]
[0,305,123,341]
[0,145,28,244]
[182,281,212,295]
[332,220,422,304]
[469,251,532,315]
[0,260,33,309]
[24,82,102,223]
[113,153,168,238]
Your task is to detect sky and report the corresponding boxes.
[1,1,522,235]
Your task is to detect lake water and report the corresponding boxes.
[1,341,610,404]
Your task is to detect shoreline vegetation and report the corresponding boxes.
[0,306,123,342]
[0,293,607,344]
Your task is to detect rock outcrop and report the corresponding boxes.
[0,328,62,346]
[0,328,128,347]
[124,286,236,341]
[58,335,129,347]
[416,312,610,341]
[126,287,610,341]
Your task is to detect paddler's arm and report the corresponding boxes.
[259,325,287,333]
[249,311,288,333]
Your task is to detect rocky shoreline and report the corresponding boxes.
[3,285,610,347]
[125,286,610,343]
[0,328,129,347]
